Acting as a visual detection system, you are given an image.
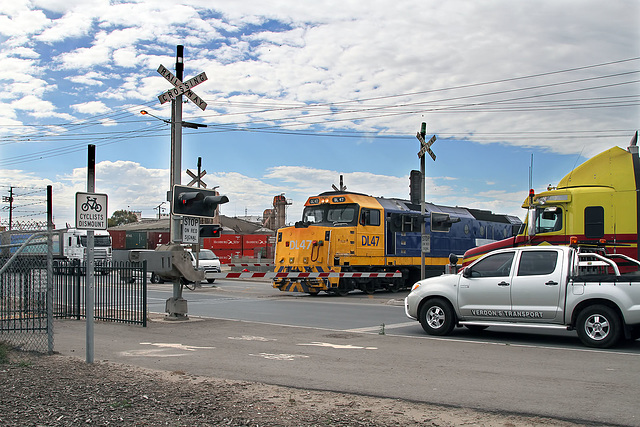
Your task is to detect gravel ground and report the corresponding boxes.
[0,350,587,427]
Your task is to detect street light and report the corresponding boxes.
[140,110,207,129]
[155,201,166,219]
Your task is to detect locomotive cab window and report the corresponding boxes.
[301,203,359,226]
[360,208,380,226]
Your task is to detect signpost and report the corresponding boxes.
[156,47,211,319]
[416,123,437,280]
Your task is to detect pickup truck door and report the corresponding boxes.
[458,251,515,319]
[510,249,564,322]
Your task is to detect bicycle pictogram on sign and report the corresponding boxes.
[81,196,102,212]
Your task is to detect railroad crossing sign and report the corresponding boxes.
[186,169,207,188]
[417,133,437,160]
[157,64,208,111]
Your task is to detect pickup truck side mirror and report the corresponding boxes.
[462,267,472,278]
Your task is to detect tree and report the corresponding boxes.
[108,210,138,227]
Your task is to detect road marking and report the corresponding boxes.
[249,353,309,361]
[139,342,215,351]
[228,336,276,342]
[119,342,215,358]
[298,342,377,350]
[120,349,188,357]
[345,321,417,333]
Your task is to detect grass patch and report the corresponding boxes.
[110,399,132,408]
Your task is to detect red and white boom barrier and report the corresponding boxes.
[209,271,403,279]
[226,263,274,267]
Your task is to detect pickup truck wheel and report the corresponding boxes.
[150,273,161,284]
[419,298,456,336]
[576,305,622,348]
[207,279,215,284]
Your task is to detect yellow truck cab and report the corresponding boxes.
[463,135,640,268]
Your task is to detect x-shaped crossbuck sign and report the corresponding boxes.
[157,64,208,111]
[186,169,207,188]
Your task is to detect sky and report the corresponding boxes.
[1,0,639,230]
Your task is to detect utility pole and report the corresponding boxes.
[2,187,14,230]
[155,202,165,219]
[419,123,426,280]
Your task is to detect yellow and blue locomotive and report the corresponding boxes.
[273,191,521,295]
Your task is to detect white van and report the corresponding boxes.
[187,249,221,283]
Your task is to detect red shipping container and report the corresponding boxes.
[147,231,170,249]
[203,234,242,250]
[214,249,242,264]
[108,230,126,250]
[242,234,269,249]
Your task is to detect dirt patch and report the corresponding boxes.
[0,351,584,426]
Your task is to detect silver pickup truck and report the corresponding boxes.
[405,245,640,348]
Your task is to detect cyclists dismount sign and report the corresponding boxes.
[76,192,108,230]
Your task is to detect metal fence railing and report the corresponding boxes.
[53,260,147,327]
[0,251,53,354]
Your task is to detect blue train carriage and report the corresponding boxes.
[273,191,521,295]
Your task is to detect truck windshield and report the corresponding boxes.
[534,207,563,233]
[80,236,112,247]
[302,204,358,226]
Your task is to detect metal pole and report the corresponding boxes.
[170,45,184,243]
[46,185,54,354]
[86,145,96,363]
[8,187,13,230]
[420,123,426,280]
[168,45,186,318]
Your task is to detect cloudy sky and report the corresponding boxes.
[0,0,638,229]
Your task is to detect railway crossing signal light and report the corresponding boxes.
[409,170,422,205]
[200,224,223,238]
[172,185,229,218]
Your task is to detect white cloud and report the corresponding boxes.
[36,10,93,42]
[71,101,110,114]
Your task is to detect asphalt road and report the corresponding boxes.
[54,278,640,426]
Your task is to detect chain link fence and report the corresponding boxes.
[0,225,54,354]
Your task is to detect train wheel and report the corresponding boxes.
[331,279,351,296]
[385,283,400,293]
[360,281,375,295]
